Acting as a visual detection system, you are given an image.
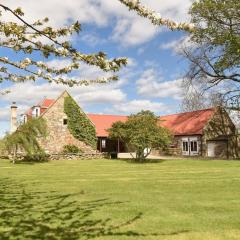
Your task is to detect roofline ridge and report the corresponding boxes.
[87,113,128,117]
[160,107,216,118]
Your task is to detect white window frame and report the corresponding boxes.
[23,115,27,123]
[101,139,106,149]
[32,107,41,117]
[182,137,189,155]
[181,137,199,156]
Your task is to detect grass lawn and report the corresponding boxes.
[1,159,240,240]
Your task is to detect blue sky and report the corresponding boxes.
[0,0,192,137]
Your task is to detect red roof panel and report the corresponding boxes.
[24,98,55,116]
[88,108,215,137]
[87,114,128,137]
[41,99,55,108]
[159,108,215,135]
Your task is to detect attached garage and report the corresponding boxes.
[207,140,228,158]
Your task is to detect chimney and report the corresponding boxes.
[10,102,18,133]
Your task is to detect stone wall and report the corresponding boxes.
[203,107,238,158]
[39,91,96,154]
[49,153,105,160]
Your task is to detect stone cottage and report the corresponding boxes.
[12,91,239,158]
[20,91,96,154]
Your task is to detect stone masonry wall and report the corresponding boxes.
[203,107,238,158]
[39,91,96,154]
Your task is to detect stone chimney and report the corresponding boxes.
[10,102,18,133]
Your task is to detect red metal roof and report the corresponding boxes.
[88,108,215,137]
[160,108,215,136]
[24,99,55,116]
[40,99,55,108]
[23,94,215,137]
[87,114,128,137]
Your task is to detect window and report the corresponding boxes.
[190,141,198,152]
[101,139,106,148]
[63,118,68,125]
[182,141,189,152]
[23,115,27,123]
[32,107,40,117]
[36,108,39,117]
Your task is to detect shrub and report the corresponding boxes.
[0,139,6,155]
[62,145,83,154]
[22,153,50,162]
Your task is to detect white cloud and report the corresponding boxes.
[1,81,126,112]
[0,56,139,121]
[111,99,167,114]
[0,107,10,121]
[1,0,192,46]
[159,35,196,55]
[111,16,160,46]
[136,68,183,99]
[80,33,107,47]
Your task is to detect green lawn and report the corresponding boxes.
[1,159,240,240]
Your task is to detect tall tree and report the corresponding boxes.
[0,4,127,93]
[119,0,240,111]
[108,111,172,162]
[182,0,240,111]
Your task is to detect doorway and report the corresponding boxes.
[182,137,199,156]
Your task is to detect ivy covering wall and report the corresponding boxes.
[64,96,97,149]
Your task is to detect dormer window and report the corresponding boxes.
[32,107,41,117]
[23,115,27,123]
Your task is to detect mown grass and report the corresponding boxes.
[1,159,240,240]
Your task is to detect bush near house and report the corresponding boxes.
[22,153,50,162]
[62,144,83,154]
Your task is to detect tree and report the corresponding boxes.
[180,82,225,112]
[0,4,127,93]
[119,0,240,111]
[3,117,47,163]
[182,0,240,111]
[108,110,172,162]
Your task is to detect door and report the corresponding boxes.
[181,137,199,156]
[182,138,189,156]
[207,141,228,158]
[207,142,215,157]
[189,139,198,156]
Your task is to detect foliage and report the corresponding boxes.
[0,139,6,155]
[22,153,50,162]
[183,0,240,111]
[108,110,172,161]
[180,87,225,112]
[62,144,83,154]
[119,0,240,111]
[0,4,127,92]
[3,117,47,163]
[64,96,97,149]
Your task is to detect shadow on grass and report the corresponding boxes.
[0,178,189,239]
[116,158,166,164]
[14,160,49,165]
